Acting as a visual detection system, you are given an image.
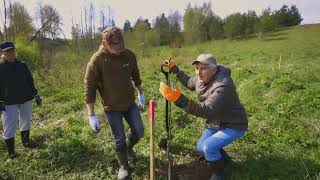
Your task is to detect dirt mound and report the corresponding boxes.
[157,161,213,180]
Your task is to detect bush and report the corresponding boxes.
[14,36,41,68]
[256,8,277,39]
[223,13,247,39]
[144,29,160,47]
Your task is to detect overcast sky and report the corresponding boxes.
[1,0,320,38]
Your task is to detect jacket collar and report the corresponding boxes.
[99,44,109,54]
[200,65,231,88]
[98,44,126,57]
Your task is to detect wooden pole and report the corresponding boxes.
[149,100,155,180]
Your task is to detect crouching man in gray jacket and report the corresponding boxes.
[159,54,248,179]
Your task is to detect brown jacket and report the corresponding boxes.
[176,65,248,131]
[84,46,141,111]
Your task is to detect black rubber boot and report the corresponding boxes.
[21,130,37,148]
[5,138,17,159]
[197,149,231,162]
[126,139,137,163]
[116,146,131,180]
[208,158,229,180]
[126,129,139,163]
[220,148,232,161]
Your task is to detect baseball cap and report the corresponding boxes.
[192,54,217,66]
[0,42,15,51]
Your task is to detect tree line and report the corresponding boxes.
[0,1,303,52]
[124,2,302,48]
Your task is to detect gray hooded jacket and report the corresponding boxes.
[176,65,248,131]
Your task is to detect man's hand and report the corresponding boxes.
[162,60,179,74]
[159,82,191,111]
[35,95,42,107]
[88,115,101,132]
[159,82,182,102]
[137,92,145,111]
[0,101,5,111]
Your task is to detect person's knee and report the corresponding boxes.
[20,123,31,131]
[3,131,15,140]
[115,140,127,152]
[197,141,203,152]
[3,125,17,139]
[132,115,144,140]
[203,140,220,154]
[203,142,222,161]
[136,127,144,139]
[132,120,145,138]
[114,134,127,151]
[129,128,144,143]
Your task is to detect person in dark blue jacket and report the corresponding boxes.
[0,42,42,159]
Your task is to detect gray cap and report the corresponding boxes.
[192,54,217,66]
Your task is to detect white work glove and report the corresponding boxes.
[88,115,100,132]
[137,92,145,111]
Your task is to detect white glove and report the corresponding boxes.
[88,115,100,132]
[137,92,145,111]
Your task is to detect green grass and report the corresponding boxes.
[1,24,319,179]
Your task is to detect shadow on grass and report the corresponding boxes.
[154,155,320,180]
[225,30,289,42]
[262,37,288,41]
[156,145,320,180]
[131,154,158,179]
[156,160,213,180]
[32,134,49,148]
[3,136,318,180]
[234,155,320,180]
[39,138,118,176]
[268,31,288,37]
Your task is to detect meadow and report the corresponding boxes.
[0,24,319,179]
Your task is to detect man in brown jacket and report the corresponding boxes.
[159,54,248,179]
[84,26,145,180]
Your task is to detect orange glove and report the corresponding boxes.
[159,82,181,102]
[162,60,179,73]
[159,82,192,111]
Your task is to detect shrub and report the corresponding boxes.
[15,36,41,68]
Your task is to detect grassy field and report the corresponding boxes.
[0,24,319,179]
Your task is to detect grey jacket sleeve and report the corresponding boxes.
[176,70,197,91]
[188,85,231,119]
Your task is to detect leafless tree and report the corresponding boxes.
[39,4,61,39]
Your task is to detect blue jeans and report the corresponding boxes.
[105,103,144,152]
[197,128,245,161]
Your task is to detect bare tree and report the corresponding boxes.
[7,2,35,39]
[90,3,95,37]
[84,5,87,37]
[39,4,61,39]
[8,0,13,39]
[82,2,95,50]
[2,0,8,40]
[80,11,84,38]
[100,6,107,30]
[71,24,81,41]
